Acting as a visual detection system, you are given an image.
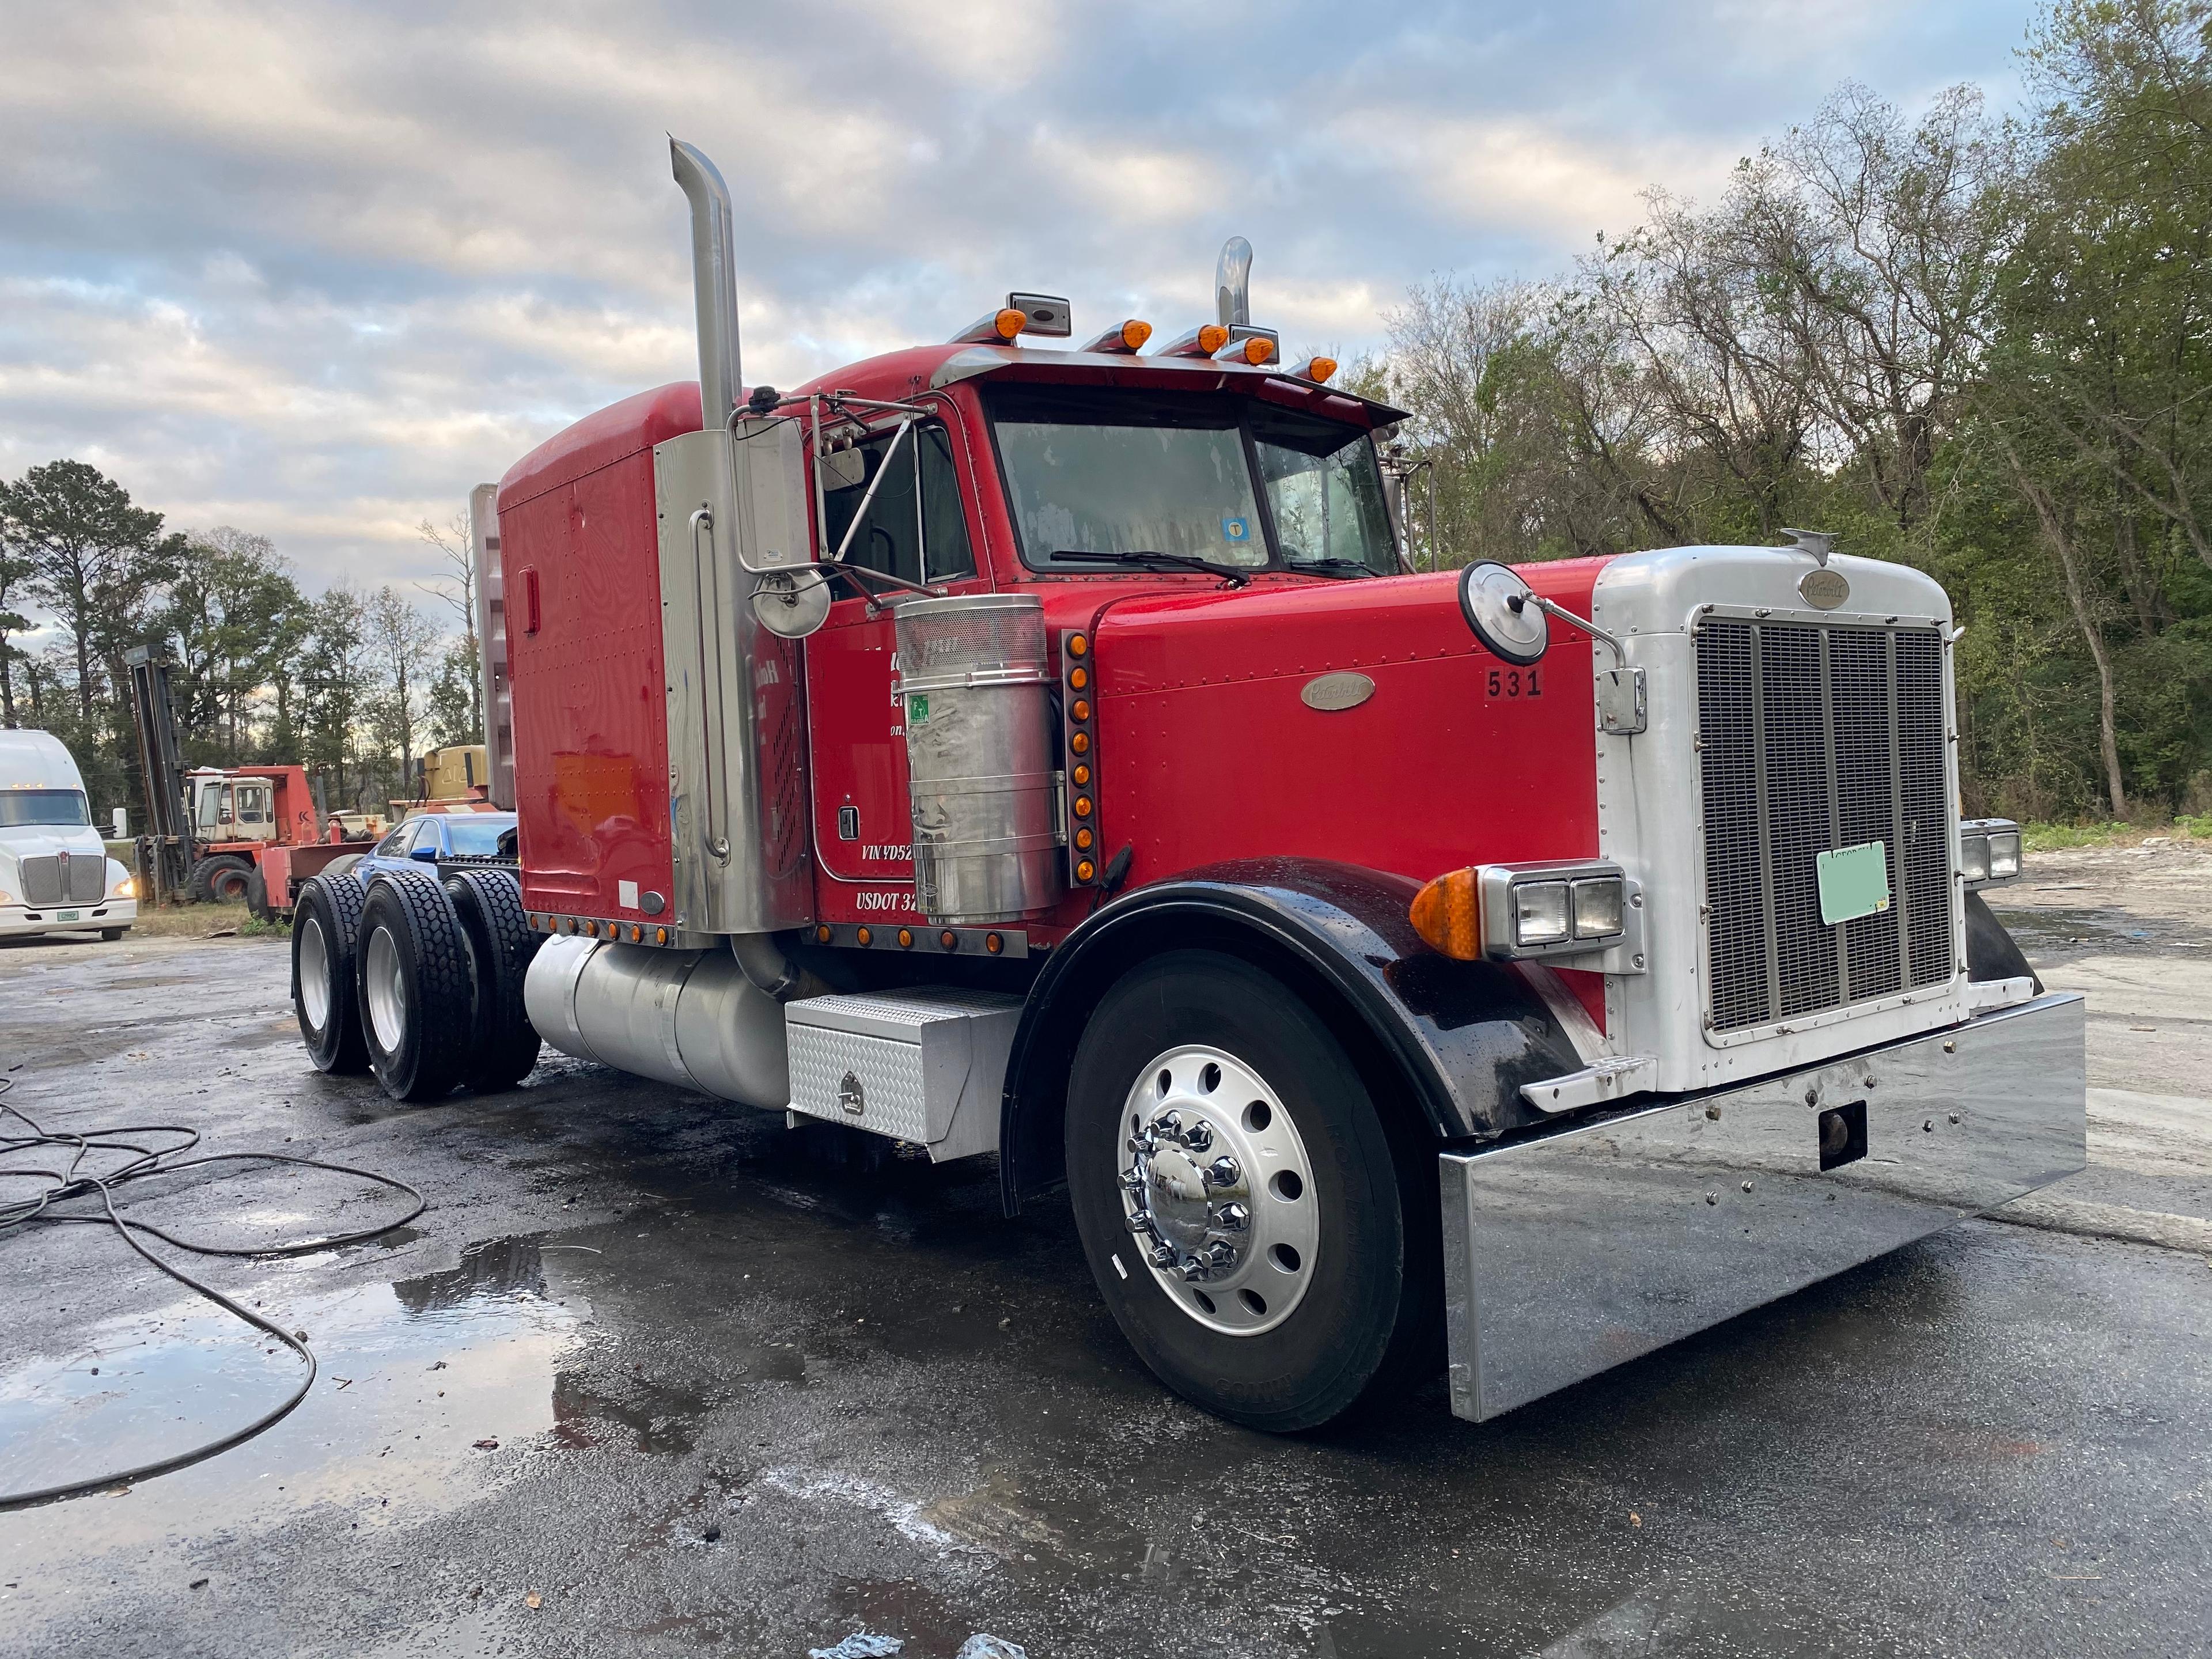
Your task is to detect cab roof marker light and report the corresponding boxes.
[950,292,1073,345]
[1215,334,1277,366]
[1080,319,1153,354]
[1154,323,1230,358]
[1291,356,1338,383]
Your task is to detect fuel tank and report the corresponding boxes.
[523,933,788,1108]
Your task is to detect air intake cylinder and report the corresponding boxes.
[895,594,1063,924]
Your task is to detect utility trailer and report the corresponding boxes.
[289,139,2085,1431]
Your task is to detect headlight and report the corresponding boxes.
[1512,881,1571,946]
[1410,858,1636,962]
[1959,818,2021,890]
[113,875,136,898]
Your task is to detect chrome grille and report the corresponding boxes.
[1697,618,1953,1033]
[16,853,105,907]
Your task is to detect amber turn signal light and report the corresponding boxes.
[1240,336,1275,366]
[994,308,1025,340]
[1410,867,1484,960]
[1199,324,1229,353]
[1067,634,1088,657]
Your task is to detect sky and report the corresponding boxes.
[0,0,2039,609]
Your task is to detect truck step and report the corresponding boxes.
[783,987,1024,1161]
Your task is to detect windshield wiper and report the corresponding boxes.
[1285,557,1381,578]
[1050,548,1252,587]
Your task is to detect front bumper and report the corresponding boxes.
[1440,991,2086,1422]
[0,899,137,938]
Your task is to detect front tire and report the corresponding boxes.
[356,869,474,1101]
[188,854,253,904]
[1065,950,1438,1432]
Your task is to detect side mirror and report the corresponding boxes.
[1456,562,1550,665]
[408,843,440,863]
[111,808,128,838]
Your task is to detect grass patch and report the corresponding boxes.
[2022,821,2134,851]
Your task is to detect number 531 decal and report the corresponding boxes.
[1487,666,1541,698]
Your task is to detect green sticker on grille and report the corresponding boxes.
[1817,840,1891,926]
[907,692,929,724]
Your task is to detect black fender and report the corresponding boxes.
[998,858,1586,1214]
[1964,889,2041,990]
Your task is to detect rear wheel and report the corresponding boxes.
[1065,949,1438,1432]
[293,873,369,1073]
[244,865,272,923]
[187,854,253,904]
[357,869,474,1102]
[444,868,542,1091]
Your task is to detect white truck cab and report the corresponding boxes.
[0,730,137,941]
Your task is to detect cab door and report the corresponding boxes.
[804,418,984,909]
[232,779,276,842]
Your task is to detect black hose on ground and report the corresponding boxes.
[0,1075,425,1508]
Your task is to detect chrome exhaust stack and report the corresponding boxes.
[670,137,743,427]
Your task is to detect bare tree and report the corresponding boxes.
[366,585,441,797]
[415,512,482,734]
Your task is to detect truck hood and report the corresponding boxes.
[0,824,113,866]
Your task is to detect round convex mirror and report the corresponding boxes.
[752,569,833,639]
[1457,560,1550,666]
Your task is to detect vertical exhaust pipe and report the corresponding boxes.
[670,137,742,427]
[1215,235,1253,328]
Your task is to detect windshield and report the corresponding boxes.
[0,789,91,829]
[445,816,515,856]
[989,388,1396,575]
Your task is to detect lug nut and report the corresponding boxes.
[1156,1111,1183,1139]
[1181,1119,1214,1152]
[1149,1244,1177,1270]
[1217,1202,1250,1231]
[1207,1156,1242,1188]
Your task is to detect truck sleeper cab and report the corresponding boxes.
[292,138,2084,1433]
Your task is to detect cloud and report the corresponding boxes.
[0,0,2030,598]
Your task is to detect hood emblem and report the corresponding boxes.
[1800,569,1850,611]
[1301,671,1375,712]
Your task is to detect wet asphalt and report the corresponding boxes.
[1,921,2209,1659]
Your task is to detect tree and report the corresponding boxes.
[365,585,440,795]
[299,585,373,809]
[0,461,179,721]
[0,526,29,728]
[160,528,309,763]
[415,512,482,737]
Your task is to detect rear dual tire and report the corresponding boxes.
[357,868,477,1102]
[294,873,370,1074]
[443,869,542,1092]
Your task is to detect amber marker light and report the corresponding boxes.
[1075,858,1097,882]
[1069,666,1088,691]
[940,929,958,949]
[1070,730,1090,754]
[1067,634,1088,657]
[1199,324,1229,353]
[1120,320,1153,350]
[815,924,832,942]
[1240,336,1276,366]
[656,927,669,945]
[1074,825,1094,851]
[1071,699,1090,721]
[1072,763,1090,786]
[1073,796,1093,818]
[1299,356,1339,383]
[897,928,914,949]
[994,307,1026,340]
[985,932,1004,955]
[1409,868,1484,960]
[855,926,873,946]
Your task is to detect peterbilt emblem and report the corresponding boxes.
[1800,569,1850,611]
[837,1070,865,1116]
[1300,671,1375,712]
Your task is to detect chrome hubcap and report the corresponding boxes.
[1119,1044,1317,1336]
[299,916,330,1029]
[364,925,407,1054]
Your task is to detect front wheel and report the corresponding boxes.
[1065,950,1438,1432]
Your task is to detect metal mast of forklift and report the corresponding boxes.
[122,644,191,906]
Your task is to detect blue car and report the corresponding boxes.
[352,811,518,885]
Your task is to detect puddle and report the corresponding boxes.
[1990,906,2161,950]
[0,1234,584,1586]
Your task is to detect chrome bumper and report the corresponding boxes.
[1440,991,2086,1422]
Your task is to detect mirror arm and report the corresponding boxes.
[1513,592,1628,672]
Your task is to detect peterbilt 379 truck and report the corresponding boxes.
[288,139,2086,1431]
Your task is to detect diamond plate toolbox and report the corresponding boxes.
[783,987,1023,1161]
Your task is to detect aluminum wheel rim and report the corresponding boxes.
[1118,1043,1318,1336]
[363,924,407,1055]
[298,915,331,1030]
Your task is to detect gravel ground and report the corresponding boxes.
[1,849,2207,1659]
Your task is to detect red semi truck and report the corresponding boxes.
[289,139,2085,1431]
